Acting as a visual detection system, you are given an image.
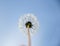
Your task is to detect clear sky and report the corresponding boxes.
[0,0,60,46]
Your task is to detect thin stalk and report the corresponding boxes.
[27,26,31,46]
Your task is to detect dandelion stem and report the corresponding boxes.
[27,25,31,46]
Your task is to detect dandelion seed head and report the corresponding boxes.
[18,13,39,35]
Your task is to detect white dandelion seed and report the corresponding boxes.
[18,13,40,46]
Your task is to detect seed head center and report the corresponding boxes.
[25,21,32,28]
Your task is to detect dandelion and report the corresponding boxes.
[18,13,39,46]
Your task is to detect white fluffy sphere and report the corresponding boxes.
[18,14,39,35]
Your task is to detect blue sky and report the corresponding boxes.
[0,0,60,46]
